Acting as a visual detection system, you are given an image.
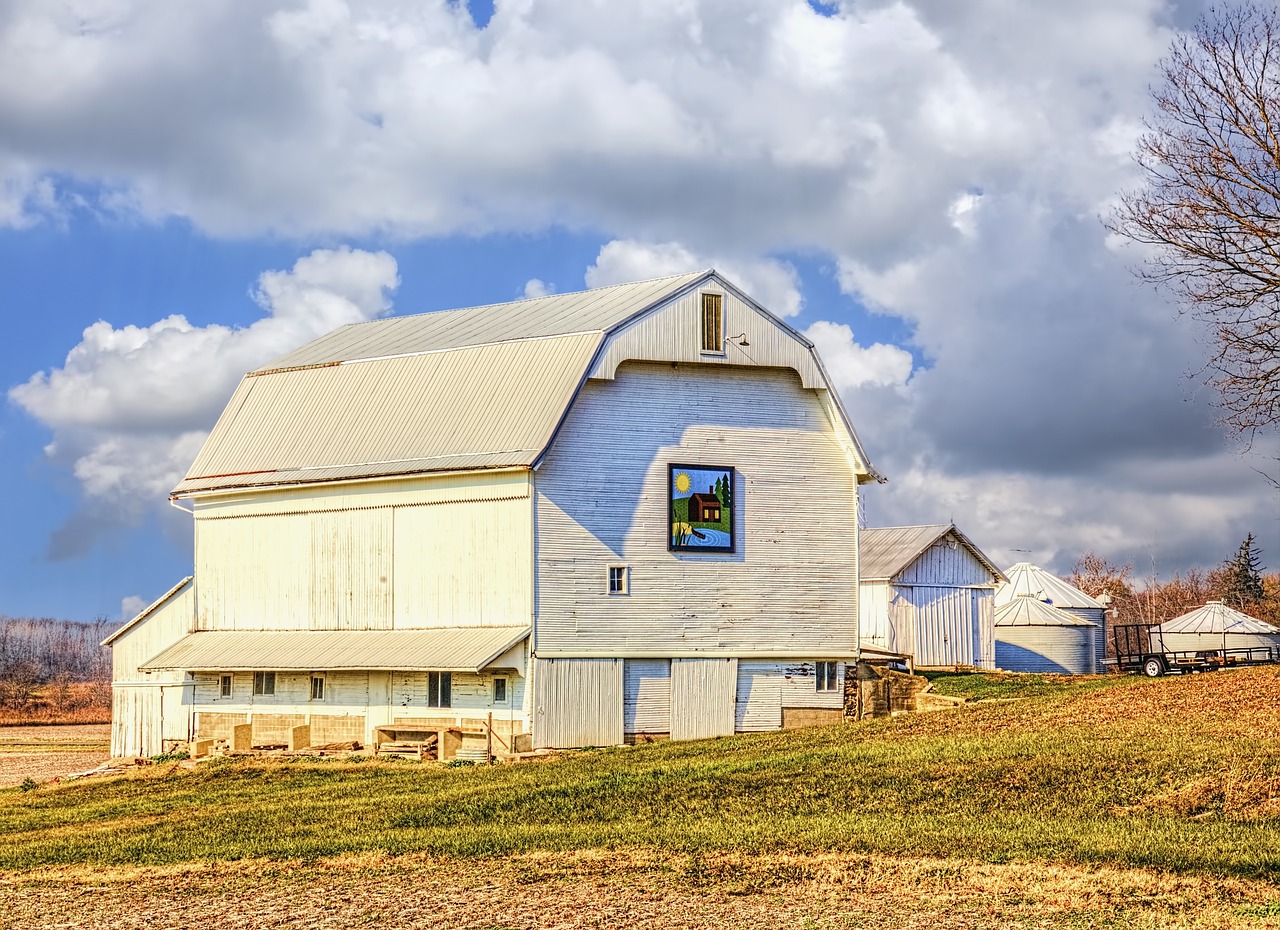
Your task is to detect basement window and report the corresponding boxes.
[252,671,276,696]
[428,671,452,708]
[700,292,723,353]
[219,674,232,699]
[815,661,839,692]
[310,674,326,701]
[493,677,508,703]
[607,565,629,595]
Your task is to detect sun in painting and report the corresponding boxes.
[675,472,691,494]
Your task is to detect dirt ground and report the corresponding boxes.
[2,850,1278,930]
[0,724,111,787]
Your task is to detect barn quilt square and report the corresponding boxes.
[669,464,735,552]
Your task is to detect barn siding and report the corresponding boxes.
[896,540,994,586]
[589,287,825,388]
[110,581,197,757]
[670,657,737,740]
[734,660,844,732]
[193,472,533,631]
[532,658,623,748]
[623,659,672,734]
[534,363,858,659]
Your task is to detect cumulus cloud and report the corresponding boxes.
[3,0,1272,575]
[9,247,399,557]
[586,239,802,317]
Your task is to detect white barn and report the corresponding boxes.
[105,271,881,757]
[857,524,1004,670]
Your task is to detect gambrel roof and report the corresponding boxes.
[173,271,880,497]
[858,524,1005,583]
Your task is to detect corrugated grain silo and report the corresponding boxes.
[996,563,1108,668]
[1152,601,1280,657]
[994,594,1098,674]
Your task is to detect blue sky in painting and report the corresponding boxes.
[1,0,1276,622]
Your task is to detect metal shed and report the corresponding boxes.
[858,524,1005,669]
[1152,601,1280,657]
[994,594,1097,674]
[996,563,1108,667]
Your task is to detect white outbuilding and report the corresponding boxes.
[1152,601,1280,658]
[996,563,1108,667]
[858,524,1004,670]
[104,271,882,756]
[993,594,1098,675]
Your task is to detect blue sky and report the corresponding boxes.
[1,0,1276,623]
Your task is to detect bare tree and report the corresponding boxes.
[1111,4,1280,439]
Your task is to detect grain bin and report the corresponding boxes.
[996,563,1108,668]
[994,594,1097,674]
[1152,601,1280,657]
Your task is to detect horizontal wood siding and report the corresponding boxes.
[896,538,995,586]
[622,659,671,734]
[590,287,825,388]
[734,660,844,732]
[532,658,622,748]
[535,363,857,658]
[193,473,532,631]
[670,658,736,740]
[391,670,526,718]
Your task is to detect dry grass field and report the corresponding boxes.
[0,724,110,788]
[4,669,1280,928]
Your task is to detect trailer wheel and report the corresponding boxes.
[1143,657,1166,678]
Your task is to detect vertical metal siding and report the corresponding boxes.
[311,509,392,630]
[995,626,1096,675]
[670,658,737,740]
[533,658,623,748]
[974,591,996,670]
[900,587,976,667]
[897,539,995,586]
[535,363,858,658]
[1060,606,1108,668]
[110,583,196,757]
[623,660,672,734]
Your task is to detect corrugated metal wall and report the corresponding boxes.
[897,539,994,586]
[734,660,844,731]
[995,626,1096,675]
[535,363,858,658]
[193,472,532,631]
[897,586,975,667]
[533,658,622,748]
[111,583,196,757]
[1060,606,1108,667]
[623,659,672,734]
[670,658,737,740]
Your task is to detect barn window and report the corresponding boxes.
[815,661,839,692]
[607,565,629,595]
[493,677,508,703]
[428,671,452,708]
[252,671,276,696]
[219,674,232,699]
[310,674,326,701]
[700,293,723,352]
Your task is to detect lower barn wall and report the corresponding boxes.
[111,681,194,757]
[547,656,850,747]
[190,669,527,747]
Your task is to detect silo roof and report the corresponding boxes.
[995,562,1104,609]
[995,594,1097,628]
[1154,601,1280,635]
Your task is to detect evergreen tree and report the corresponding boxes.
[1220,534,1266,610]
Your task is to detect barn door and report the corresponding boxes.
[623,660,671,735]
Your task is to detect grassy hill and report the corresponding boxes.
[3,668,1280,927]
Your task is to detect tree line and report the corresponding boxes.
[0,616,112,709]
[1069,534,1280,628]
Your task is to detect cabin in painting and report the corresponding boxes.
[858,524,1004,670]
[105,271,881,756]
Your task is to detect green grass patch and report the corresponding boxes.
[3,670,1279,879]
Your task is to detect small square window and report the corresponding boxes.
[493,677,508,703]
[252,671,276,696]
[816,661,839,692]
[607,565,629,595]
[700,293,723,353]
[310,675,325,701]
[428,671,452,708]
[219,674,232,699]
